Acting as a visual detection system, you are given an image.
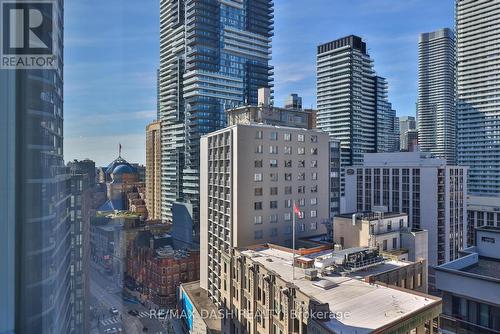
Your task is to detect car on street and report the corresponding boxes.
[109,307,119,315]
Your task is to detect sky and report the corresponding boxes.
[64,0,454,166]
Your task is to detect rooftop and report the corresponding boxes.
[239,246,440,334]
[181,281,221,334]
[460,257,500,280]
[336,211,406,221]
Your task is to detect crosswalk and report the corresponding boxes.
[101,317,120,326]
[137,311,150,318]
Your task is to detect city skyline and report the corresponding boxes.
[64,0,454,166]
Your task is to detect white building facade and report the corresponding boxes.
[199,124,331,303]
[343,152,468,291]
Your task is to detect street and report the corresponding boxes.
[90,263,176,334]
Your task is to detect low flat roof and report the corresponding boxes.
[460,257,500,280]
[240,247,440,334]
[476,226,500,233]
[181,281,221,334]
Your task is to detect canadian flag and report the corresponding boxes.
[293,202,302,218]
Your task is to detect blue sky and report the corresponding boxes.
[64,0,454,166]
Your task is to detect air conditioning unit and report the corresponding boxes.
[304,269,318,281]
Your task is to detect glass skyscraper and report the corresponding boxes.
[457,0,500,195]
[0,1,73,333]
[159,0,274,237]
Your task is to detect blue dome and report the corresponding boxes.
[113,164,135,175]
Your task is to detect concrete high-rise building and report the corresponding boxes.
[343,152,468,291]
[393,115,400,151]
[146,121,162,220]
[375,76,399,153]
[317,35,376,167]
[457,1,500,195]
[0,1,73,332]
[316,36,398,197]
[418,28,456,164]
[406,129,419,152]
[399,116,417,151]
[200,124,332,303]
[159,0,274,236]
[226,90,341,221]
[284,93,302,109]
[68,161,96,334]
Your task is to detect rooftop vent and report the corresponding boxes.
[312,279,336,290]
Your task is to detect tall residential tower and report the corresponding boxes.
[0,1,74,332]
[418,28,456,164]
[159,0,274,238]
[317,36,376,167]
[457,1,500,195]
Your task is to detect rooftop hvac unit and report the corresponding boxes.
[304,269,318,281]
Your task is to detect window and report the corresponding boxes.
[310,210,317,218]
[254,188,263,196]
[311,172,318,180]
[284,146,292,155]
[311,147,318,155]
[269,145,278,154]
[297,147,305,155]
[254,160,263,168]
[392,237,397,249]
[284,133,291,141]
[254,230,263,240]
[299,223,305,231]
[270,159,278,168]
[298,160,305,167]
[298,134,305,142]
[284,186,292,194]
[270,228,278,237]
[270,131,278,140]
[254,202,262,210]
[256,130,263,139]
[310,160,317,168]
[387,221,392,231]
[270,187,278,195]
[298,186,305,193]
[269,214,278,223]
[284,173,292,181]
[284,212,291,221]
[383,239,388,251]
[284,199,291,208]
[311,135,317,143]
[297,172,305,181]
[284,160,292,167]
[298,198,305,206]
[254,173,262,182]
[270,173,278,182]
[254,216,262,224]
[310,198,317,205]
[255,145,263,153]
[399,219,404,228]
[310,222,317,230]
[270,201,278,209]
[311,185,318,193]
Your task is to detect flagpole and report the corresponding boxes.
[292,200,296,281]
